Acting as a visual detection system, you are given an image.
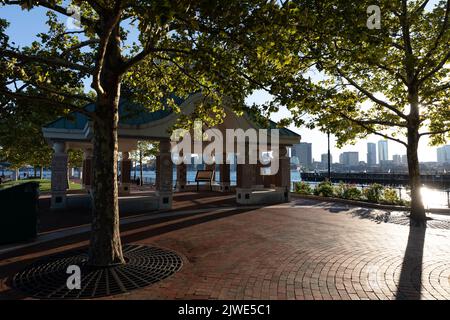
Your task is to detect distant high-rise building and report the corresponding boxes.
[321,153,332,165]
[378,140,389,163]
[291,142,312,169]
[339,152,359,166]
[392,154,402,164]
[401,155,407,164]
[437,145,450,163]
[367,143,376,165]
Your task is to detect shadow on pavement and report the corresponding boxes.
[396,223,426,300]
[0,205,259,300]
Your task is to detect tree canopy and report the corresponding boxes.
[252,0,450,147]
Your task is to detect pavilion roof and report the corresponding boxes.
[44,96,183,130]
[43,96,300,139]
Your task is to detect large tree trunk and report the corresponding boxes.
[88,22,125,267]
[406,128,426,221]
[406,87,426,222]
[89,83,124,266]
[39,166,43,179]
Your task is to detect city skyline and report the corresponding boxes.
[291,140,450,165]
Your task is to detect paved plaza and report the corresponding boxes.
[1,195,450,300]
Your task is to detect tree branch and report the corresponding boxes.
[337,112,408,147]
[239,71,273,94]
[91,7,122,96]
[400,0,414,57]
[5,0,97,26]
[415,0,450,79]
[154,55,212,93]
[374,62,408,86]
[26,82,95,104]
[1,49,92,73]
[336,68,408,119]
[399,0,417,85]
[61,39,99,56]
[413,0,431,15]
[418,50,450,84]
[352,118,407,127]
[420,128,450,136]
[84,0,105,14]
[120,47,192,72]
[120,50,150,72]
[426,82,450,97]
[60,30,88,36]
[0,88,95,119]
[391,41,406,51]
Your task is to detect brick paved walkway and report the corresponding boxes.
[1,199,450,300]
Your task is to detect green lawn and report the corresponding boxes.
[0,178,82,192]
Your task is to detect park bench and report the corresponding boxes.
[195,170,214,191]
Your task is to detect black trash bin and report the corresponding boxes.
[0,181,39,244]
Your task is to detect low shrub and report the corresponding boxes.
[363,183,384,203]
[296,181,408,207]
[294,182,312,195]
[333,182,346,198]
[342,185,362,200]
[314,181,335,197]
[381,188,404,205]
[333,182,362,200]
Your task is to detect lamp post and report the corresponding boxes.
[327,130,331,181]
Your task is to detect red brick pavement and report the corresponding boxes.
[1,200,450,300]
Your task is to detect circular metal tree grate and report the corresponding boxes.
[12,244,183,299]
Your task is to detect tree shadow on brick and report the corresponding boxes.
[121,206,262,245]
[0,205,260,299]
[395,223,426,300]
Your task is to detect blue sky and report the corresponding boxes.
[0,3,443,163]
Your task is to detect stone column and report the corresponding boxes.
[175,161,187,192]
[236,163,242,188]
[156,140,173,209]
[274,145,291,202]
[218,153,230,192]
[155,155,160,190]
[82,149,93,192]
[50,141,68,209]
[236,146,257,188]
[119,151,132,195]
[236,144,258,203]
[255,159,264,187]
[241,164,257,188]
